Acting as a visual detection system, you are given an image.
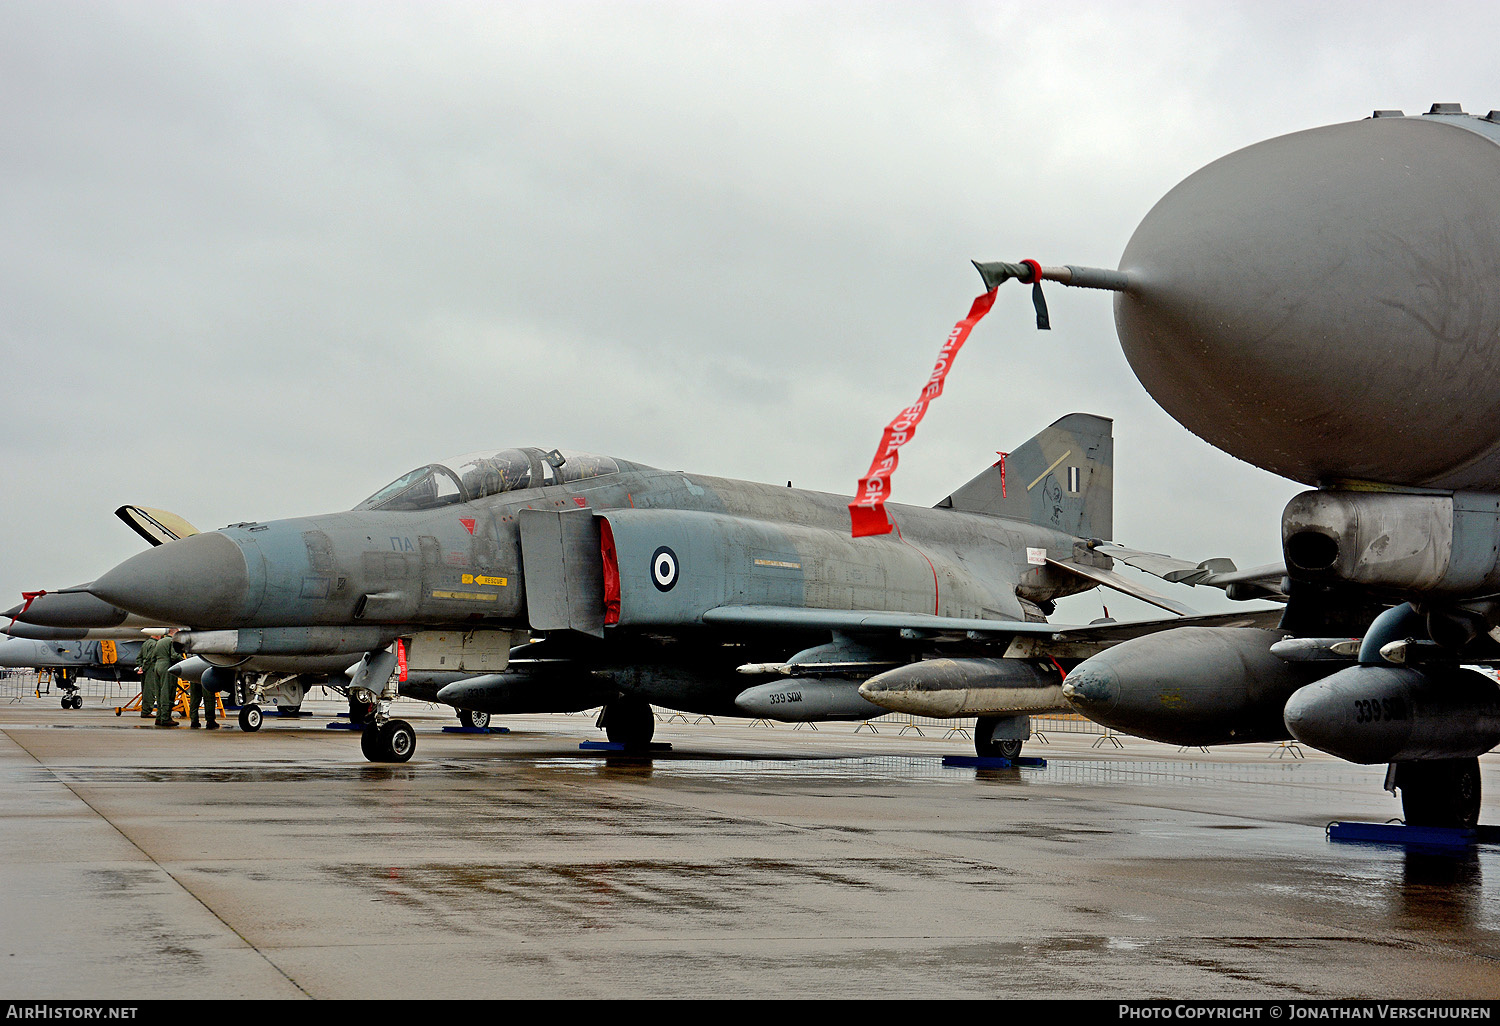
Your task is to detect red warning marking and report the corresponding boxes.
[459,518,476,535]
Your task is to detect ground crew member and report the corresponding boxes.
[189,669,218,729]
[150,633,181,728]
[137,635,161,719]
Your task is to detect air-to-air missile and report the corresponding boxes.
[1004,104,1500,826]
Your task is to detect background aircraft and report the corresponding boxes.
[1004,105,1500,828]
[49,414,1209,763]
[0,632,143,708]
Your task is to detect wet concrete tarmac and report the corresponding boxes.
[2,696,1499,1000]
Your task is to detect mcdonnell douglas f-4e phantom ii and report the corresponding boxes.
[43,414,1264,763]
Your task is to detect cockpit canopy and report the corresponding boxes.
[354,448,623,512]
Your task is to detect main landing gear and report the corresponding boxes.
[974,715,1025,760]
[599,696,655,750]
[1391,758,1482,829]
[458,709,491,730]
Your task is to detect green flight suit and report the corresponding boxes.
[149,638,182,726]
[138,636,161,718]
[189,676,218,728]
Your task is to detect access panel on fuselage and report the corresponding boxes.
[518,507,605,637]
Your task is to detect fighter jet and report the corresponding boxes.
[0,632,143,708]
[984,104,1500,827]
[41,414,1216,763]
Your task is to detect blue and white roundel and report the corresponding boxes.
[651,546,679,591]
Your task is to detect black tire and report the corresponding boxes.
[60,697,70,710]
[238,704,263,732]
[458,709,491,730]
[360,720,386,761]
[974,716,1022,759]
[603,697,655,749]
[1399,758,1482,828]
[384,720,416,763]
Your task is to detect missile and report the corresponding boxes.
[1112,107,1500,492]
[1266,637,1361,662]
[733,679,886,721]
[1283,664,1500,763]
[1061,627,1329,746]
[857,657,1062,719]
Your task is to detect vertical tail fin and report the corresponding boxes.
[936,413,1113,540]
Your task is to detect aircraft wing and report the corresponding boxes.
[701,604,1283,661]
[701,605,1081,637]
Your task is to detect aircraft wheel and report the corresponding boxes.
[603,697,654,749]
[238,704,263,733]
[73,694,83,709]
[384,720,416,762]
[360,720,385,760]
[362,720,416,763]
[458,709,490,730]
[1398,758,1482,828]
[974,716,1022,759]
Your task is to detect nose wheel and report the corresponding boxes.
[361,719,416,763]
[238,704,263,732]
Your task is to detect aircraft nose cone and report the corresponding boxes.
[1059,662,1118,714]
[90,533,250,627]
[1116,115,1500,490]
[0,637,42,667]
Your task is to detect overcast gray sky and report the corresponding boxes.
[2,1,1493,622]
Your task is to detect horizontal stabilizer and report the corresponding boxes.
[1044,558,1197,616]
